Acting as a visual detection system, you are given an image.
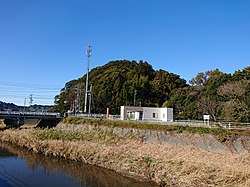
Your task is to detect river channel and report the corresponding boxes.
[0,142,158,187]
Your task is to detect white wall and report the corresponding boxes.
[120,106,143,120]
[142,107,162,121]
[120,106,173,122]
[120,106,125,120]
[134,112,140,120]
[167,108,173,122]
[160,108,173,122]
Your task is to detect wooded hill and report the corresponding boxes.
[0,101,19,111]
[53,60,250,122]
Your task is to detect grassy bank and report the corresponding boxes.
[1,126,250,186]
[63,117,250,141]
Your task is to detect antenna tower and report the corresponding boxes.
[24,98,26,112]
[84,45,92,113]
[29,94,33,106]
[29,94,33,112]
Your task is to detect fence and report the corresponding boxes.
[68,113,250,130]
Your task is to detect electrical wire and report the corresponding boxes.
[0,81,62,105]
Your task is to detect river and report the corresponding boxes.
[0,142,158,187]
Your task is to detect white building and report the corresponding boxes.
[120,106,173,122]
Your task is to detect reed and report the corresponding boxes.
[32,128,133,142]
[0,119,6,130]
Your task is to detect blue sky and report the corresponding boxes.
[0,0,249,105]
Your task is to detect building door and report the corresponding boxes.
[139,112,143,120]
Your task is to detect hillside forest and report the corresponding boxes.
[53,60,250,122]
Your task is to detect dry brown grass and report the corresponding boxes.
[0,128,250,186]
[0,119,6,129]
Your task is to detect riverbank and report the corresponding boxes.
[1,119,250,186]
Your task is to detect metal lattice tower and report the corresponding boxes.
[29,94,33,106]
[84,45,92,113]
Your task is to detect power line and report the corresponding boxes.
[0,81,61,105]
[0,81,61,90]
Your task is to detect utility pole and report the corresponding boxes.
[84,45,92,113]
[23,98,26,112]
[29,94,33,111]
[79,88,82,112]
[76,84,80,115]
[134,89,137,106]
[88,84,92,114]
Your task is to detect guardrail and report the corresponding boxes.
[218,122,250,130]
[0,111,61,118]
[71,113,106,118]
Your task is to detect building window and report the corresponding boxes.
[163,113,165,118]
[153,113,158,118]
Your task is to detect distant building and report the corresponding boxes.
[120,106,173,122]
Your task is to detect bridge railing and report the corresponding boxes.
[0,111,61,118]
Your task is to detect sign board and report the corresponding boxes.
[203,115,210,120]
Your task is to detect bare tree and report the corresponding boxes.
[218,80,250,122]
[197,95,220,121]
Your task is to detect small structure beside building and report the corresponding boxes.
[120,106,173,122]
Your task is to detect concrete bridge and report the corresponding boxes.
[0,111,62,127]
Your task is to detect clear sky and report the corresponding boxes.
[0,0,249,106]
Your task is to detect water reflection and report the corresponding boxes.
[0,142,158,187]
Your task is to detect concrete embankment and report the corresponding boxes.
[1,121,250,186]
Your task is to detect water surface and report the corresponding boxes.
[0,142,158,187]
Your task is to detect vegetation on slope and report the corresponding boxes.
[62,117,250,140]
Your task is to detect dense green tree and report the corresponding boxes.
[189,72,208,87]
[54,60,187,115]
[163,87,199,120]
[152,69,187,106]
[232,66,250,81]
